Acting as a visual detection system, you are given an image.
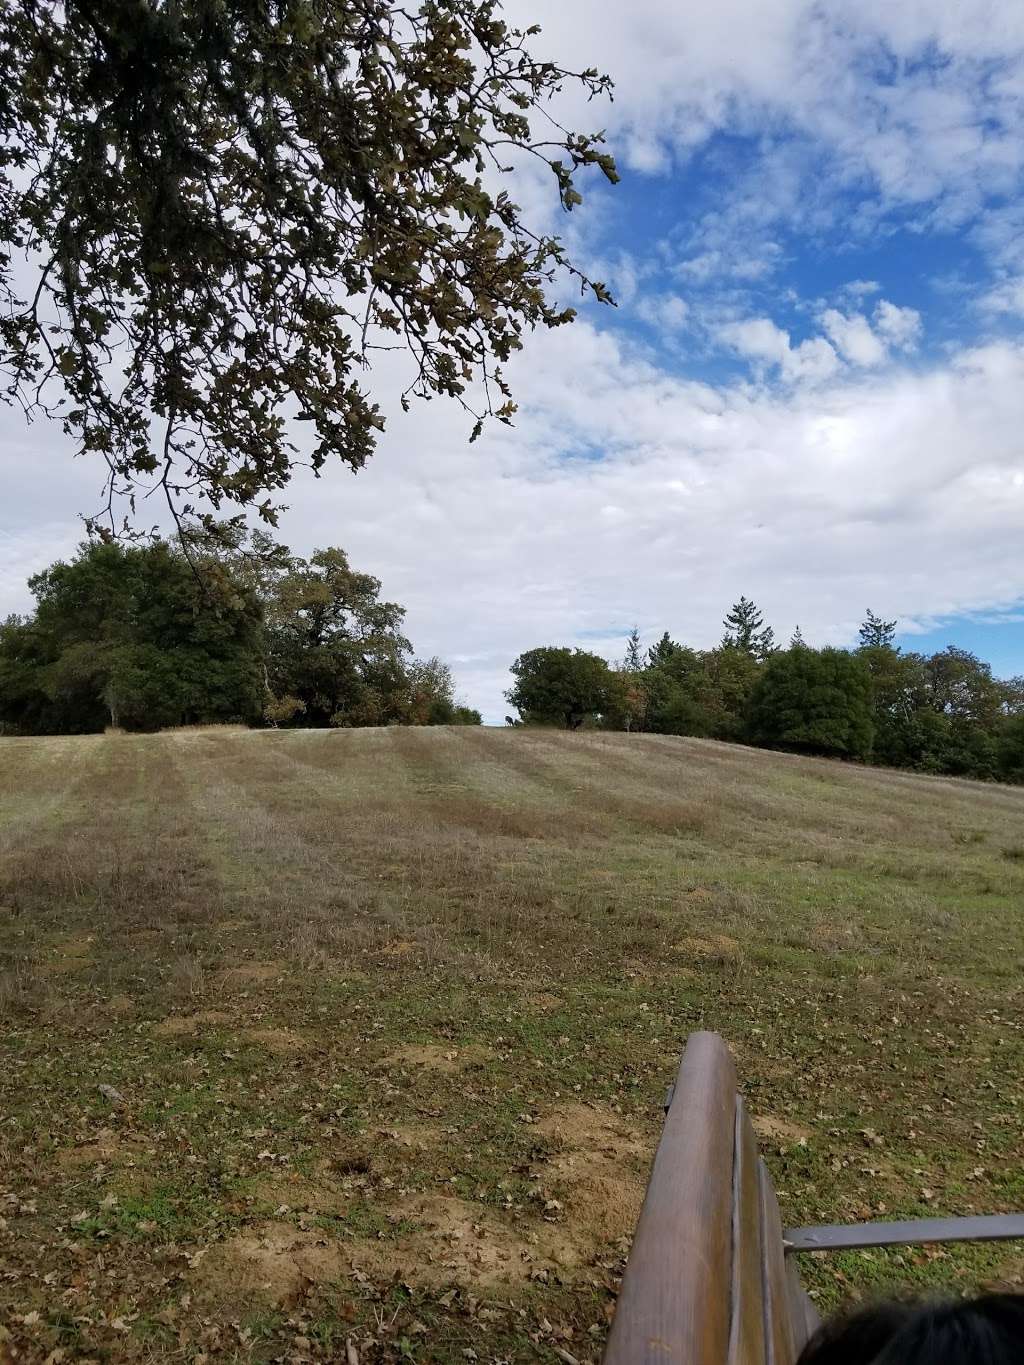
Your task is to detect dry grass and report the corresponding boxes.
[2,727,1024,1362]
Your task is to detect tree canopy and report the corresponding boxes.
[748,646,875,759]
[263,546,411,727]
[0,540,264,732]
[0,1,616,532]
[0,533,480,733]
[507,610,1024,785]
[858,609,898,650]
[505,646,622,729]
[721,596,775,660]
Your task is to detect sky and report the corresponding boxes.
[3,0,1024,723]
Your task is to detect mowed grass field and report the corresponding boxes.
[2,727,1024,1363]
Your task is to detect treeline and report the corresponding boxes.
[506,598,1024,783]
[0,529,481,735]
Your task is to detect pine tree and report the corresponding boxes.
[647,632,682,668]
[790,625,806,648]
[722,597,776,661]
[859,609,898,650]
[624,627,643,672]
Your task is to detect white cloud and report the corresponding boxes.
[635,292,690,332]
[719,317,791,366]
[526,0,1024,195]
[719,317,841,384]
[980,277,1024,316]
[279,325,1024,719]
[816,300,920,367]
[844,280,882,299]
[719,297,922,381]
[821,309,888,367]
[7,321,1021,722]
[509,0,1024,290]
[873,300,923,349]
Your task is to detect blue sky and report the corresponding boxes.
[3,0,1024,719]
[899,620,1024,682]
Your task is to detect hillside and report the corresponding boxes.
[2,727,1024,1361]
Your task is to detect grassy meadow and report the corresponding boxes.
[2,726,1023,1362]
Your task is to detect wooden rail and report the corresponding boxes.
[604,1032,815,1365]
[604,1031,1024,1364]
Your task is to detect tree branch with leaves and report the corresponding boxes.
[0,0,617,535]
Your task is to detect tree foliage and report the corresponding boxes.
[0,1,616,531]
[505,646,622,729]
[0,540,264,731]
[0,532,479,733]
[722,595,775,660]
[748,646,875,759]
[858,608,898,650]
[586,615,1023,783]
[623,626,643,672]
[263,546,411,727]
[403,655,480,726]
[646,631,682,669]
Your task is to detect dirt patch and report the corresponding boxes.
[153,1009,232,1038]
[672,933,741,960]
[41,934,95,974]
[57,1129,148,1169]
[534,1104,649,1245]
[384,1124,444,1150]
[382,938,418,958]
[752,1113,811,1144]
[105,993,135,1016]
[199,1223,348,1306]
[353,1194,580,1288]
[535,1104,646,1154]
[202,1196,580,1305]
[383,1043,492,1073]
[528,992,564,1012]
[247,1171,350,1217]
[242,1026,308,1055]
[154,1016,306,1053]
[219,961,285,986]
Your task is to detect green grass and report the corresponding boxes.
[1,726,1023,1361]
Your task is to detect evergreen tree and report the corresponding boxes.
[790,625,806,648]
[858,609,898,650]
[624,627,644,672]
[647,632,683,668]
[722,596,776,660]
[748,647,874,759]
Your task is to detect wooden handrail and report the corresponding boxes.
[604,1032,737,1364]
[605,1032,1024,1365]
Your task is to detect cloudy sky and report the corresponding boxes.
[4,0,1024,721]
